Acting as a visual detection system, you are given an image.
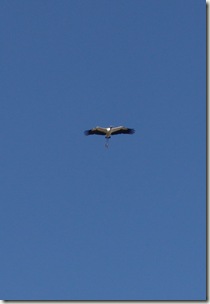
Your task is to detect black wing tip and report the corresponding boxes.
[84,130,90,136]
[128,128,135,134]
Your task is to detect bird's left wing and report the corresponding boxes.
[111,126,135,135]
[111,126,124,133]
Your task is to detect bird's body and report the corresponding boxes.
[105,127,112,138]
[84,125,135,147]
[84,126,135,137]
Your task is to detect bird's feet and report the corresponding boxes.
[105,138,109,148]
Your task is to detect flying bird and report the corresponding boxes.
[84,126,135,147]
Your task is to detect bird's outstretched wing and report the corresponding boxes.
[111,126,135,135]
[84,126,107,136]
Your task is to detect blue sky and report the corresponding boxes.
[0,0,206,300]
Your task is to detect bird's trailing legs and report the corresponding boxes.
[105,137,110,148]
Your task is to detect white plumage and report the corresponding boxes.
[84,125,135,147]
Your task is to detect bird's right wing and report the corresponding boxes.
[84,126,107,136]
[95,126,107,133]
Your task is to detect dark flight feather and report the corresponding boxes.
[111,128,135,135]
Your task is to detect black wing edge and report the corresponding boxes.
[84,129,105,136]
[111,128,135,135]
[84,129,94,136]
[126,128,135,134]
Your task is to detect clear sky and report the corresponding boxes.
[0,0,206,300]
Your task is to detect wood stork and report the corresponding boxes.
[84,126,135,147]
